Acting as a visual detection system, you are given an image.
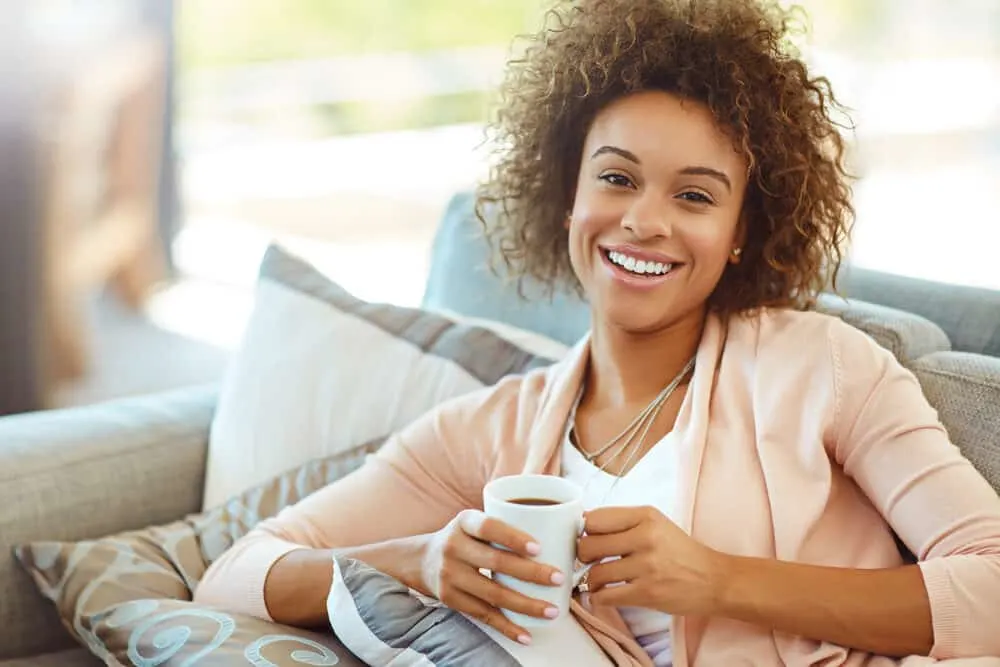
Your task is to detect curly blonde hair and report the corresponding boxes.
[476,0,855,314]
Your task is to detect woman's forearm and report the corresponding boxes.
[715,555,934,657]
[264,534,431,628]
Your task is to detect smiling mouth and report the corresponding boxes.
[602,249,679,277]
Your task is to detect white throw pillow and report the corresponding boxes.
[203,245,569,510]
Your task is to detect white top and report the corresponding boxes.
[561,421,680,667]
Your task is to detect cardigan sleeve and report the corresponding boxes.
[829,324,1000,659]
[193,379,520,620]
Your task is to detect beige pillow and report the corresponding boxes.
[205,244,569,510]
[15,437,384,663]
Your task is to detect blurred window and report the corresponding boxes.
[176,0,1000,299]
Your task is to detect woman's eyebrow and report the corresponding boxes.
[591,145,641,164]
[679,166,732,192]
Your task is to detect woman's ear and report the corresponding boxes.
[729,212,749,264]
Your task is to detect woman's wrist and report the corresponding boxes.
[264,534,433,628]
[335,533,433,595]
[702,548,738,617]
[264,548,337,627]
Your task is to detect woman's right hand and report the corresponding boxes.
[420,509,566,644]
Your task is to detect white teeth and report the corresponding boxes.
[607,250,673,276]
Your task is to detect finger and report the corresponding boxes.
[461,535,565,586]
[457,567,560,620]
[585,556,644,593]
[584,506,655,536]
[448,588,532,645]
[577,527,643,564]
[458,510,540,557]
[589,581,643,608]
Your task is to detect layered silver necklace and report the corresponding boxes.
[570,355,695,483]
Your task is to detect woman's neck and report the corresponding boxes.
[586,308,706,410]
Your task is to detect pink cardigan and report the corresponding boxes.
[195,309,1000,665]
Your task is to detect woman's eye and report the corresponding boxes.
[678,191,713,204]
[600,173,634,188]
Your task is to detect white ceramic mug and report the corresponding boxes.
[483,474,584,627]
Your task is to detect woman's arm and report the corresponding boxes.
[194,385,505,622]
[826,325,1000,658]
[714,325,1000,658]
[582,507,933,656]
[716,556,931,657]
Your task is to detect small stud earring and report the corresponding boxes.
[731,247,742,257]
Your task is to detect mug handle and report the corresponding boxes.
[573,513,591,592]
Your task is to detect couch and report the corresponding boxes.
[2,192,999,665]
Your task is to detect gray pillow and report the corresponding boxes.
[327,557,616,667]
[328,556,520,666]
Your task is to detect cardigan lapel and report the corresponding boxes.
[674,314,727,534]
[523,334,591,474]
[670,313,728,666]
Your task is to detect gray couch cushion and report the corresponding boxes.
[913,352,1000,493]
[815,294,951,365]
[840,266,1000,357]
[421,191,591,346]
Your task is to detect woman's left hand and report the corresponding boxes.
[578,506,730,616]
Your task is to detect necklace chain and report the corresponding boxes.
[572,355,695,469]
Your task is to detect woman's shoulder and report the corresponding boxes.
[723,306,902,397]
[736,306,889,360]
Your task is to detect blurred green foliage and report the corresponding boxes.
[176,0,897,135]
[179,0,546,133]
[311,91,490,135]
[179,0,546,69]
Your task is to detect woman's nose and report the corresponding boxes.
[621,193,672,240]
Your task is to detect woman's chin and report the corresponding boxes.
[589,294,707,337]
[597,308,681,336]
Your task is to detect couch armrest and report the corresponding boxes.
[0,384,218,660]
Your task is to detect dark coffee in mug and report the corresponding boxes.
[508,497,562,506]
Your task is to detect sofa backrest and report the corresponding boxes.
[913,352,1000,492]
[839,266,1000,358]
[421,191,591,345]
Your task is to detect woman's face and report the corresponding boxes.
[568,90,749,334]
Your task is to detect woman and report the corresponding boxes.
[195,0,1000,664]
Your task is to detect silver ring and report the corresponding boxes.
[574,567,591,594]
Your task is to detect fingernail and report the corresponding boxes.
[518,634,532,645]
[525,542,541,556]
[550,571,565,585]
[544,606,559,619]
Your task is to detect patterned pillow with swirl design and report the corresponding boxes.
[92,598,364,666]
[14,438,384,664]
